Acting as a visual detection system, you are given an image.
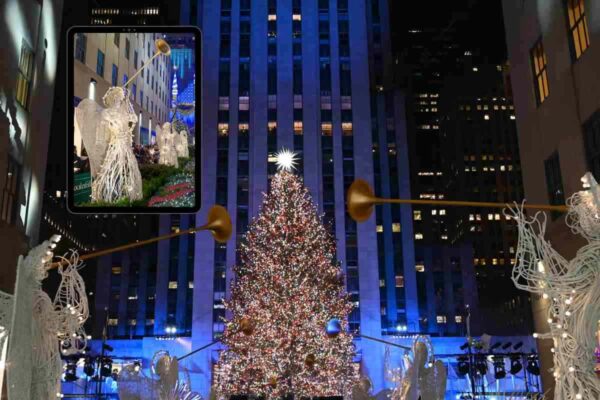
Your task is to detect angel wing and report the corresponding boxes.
[419,360,447,400]
[75,99,109,178]
[118,365,159,400]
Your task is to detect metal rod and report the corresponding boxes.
[123,51,163,88]
[357,334,412,350]
[49,223,209,269]
[177,339,221,361]
[379,198,568,212]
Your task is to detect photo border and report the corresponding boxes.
[66,25,202,214]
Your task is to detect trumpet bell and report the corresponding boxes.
[204,205,232,243]
[155,38,171,56]
[347,179,376,222]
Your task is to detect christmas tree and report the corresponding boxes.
[214,151,358,399]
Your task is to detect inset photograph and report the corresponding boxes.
[69,28,200,212]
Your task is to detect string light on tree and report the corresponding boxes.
[214,169,358,399]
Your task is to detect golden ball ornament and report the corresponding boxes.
[239,318,254,336]
[268,376,277,388]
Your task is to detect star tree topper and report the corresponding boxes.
[275,149,298,171]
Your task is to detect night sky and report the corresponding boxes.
[390,0,508,63]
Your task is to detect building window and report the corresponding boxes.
[75,33,87,63]
[530,38,549,105]
[414,233,423,240]
[392,223,401,233]
[111,64,118,86]
[134,50,138,69]
[1,156,21,225]
[436,315,447,324]
[415,263,425,273]
[583,111,600,180]
[16,41,34,109]
[455,315,463,323]
[96,50,105,77]
[395,275,404,288]
[564,0,590,61]
[413,210,422,220]
[125,38,130,59]
[544,151,565,219]
[114,32,120,47]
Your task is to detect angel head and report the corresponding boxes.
[162,122,172,133]
[102,87,127,108]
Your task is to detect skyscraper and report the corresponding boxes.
[175,0,416,393]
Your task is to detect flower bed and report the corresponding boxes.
[148,173,195,207]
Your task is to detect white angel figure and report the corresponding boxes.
[75,87,142,203]
[506,172,600,400]
[387,336,447,400]
[177,130,189,158]
[158,122,179,167]
[118,350,202,400]
[6,236,89,400]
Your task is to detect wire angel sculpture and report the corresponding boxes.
[118,350,202,400]
[157,122,179,167]
[505,172,600,400]
[385,336,447,400]
[6,236,89,400]
[177,130,190,158]
[75,87,143,203]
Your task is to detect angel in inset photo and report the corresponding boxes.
[177,130,189,159]
[157,122,179,168]
[75,86,142,203]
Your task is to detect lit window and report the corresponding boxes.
[128,319,137,326]
[112,266,121,274]
[413,210,422,220]
[321,122,332,136]
[469,214,474,221]
[268,14,277,20]
[376,225,383,233]
[494,213,501,220]
[239,96,250,110]
[219,96,229,110]
[294,121,303,135]
[218,123,229,136]
[239,123,250,133]
[342,122,353,136]
[128,295,138,300]
[108,319,118,326]
[294,94,303,109]
[392,223,401,233]
[168,281,178,289]
[188,281,194,289]
[484,114,490,120]
[395,276,404,288]
[415,264,425,272]
[268,121,277,132]
[492,258,498,265]
[293,14,302,21]
[510,115,516,120]
[530,38,549,105]
[565,0,590,60]
[379,279,385,287]
[439,209,446,216]
[488,214,494,220]
[455,316,463,323]
[431,209,437,216]
[415,233,423,240]
[341,96,352,110]
[16,41,34,109]
[510,246,515,254]
[321,96,332,110]
[436,315,447,324]
[441,235,448,240]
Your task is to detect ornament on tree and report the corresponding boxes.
[239,317,254,336]
[326,319,342,338]
[214,166,358,399]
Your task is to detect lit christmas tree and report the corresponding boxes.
[214,151,358,399]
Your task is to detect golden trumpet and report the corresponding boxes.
[347,179,568,223]
[123,38,171,88]
[49,205,232,269]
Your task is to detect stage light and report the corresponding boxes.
[457,356,469,376]
[510,355,523,375]
[493,356,506,379]
[526,355,540,375]
[501,342,513,350]
[100,357,112,378]
[64,359,78,382]
[83,357,95,377]
[474,355,487,375]
[513,342,523,350]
